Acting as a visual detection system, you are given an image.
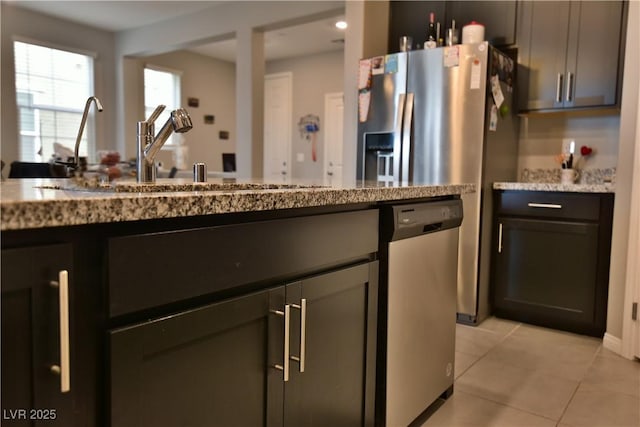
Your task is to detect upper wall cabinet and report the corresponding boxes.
[388,1,516,53]
[517,1,626,112]
[447,1,516,46]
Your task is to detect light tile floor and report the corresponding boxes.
[421,317,640,427]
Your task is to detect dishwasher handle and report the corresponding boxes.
[422,222,443,233]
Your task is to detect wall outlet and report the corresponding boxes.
[562,138,576,155]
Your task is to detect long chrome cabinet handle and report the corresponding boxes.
[556,73,563,103]
[498,223,503,253]
[527,202,562,209]
[272,305,291,382]
[566,72,574,102]
[49,270,70,393]
[290,299,307,373]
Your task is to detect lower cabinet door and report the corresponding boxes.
[493,217,601,334]
[283,262,378,427]
[1,244,75,426]
[110,287,285,427]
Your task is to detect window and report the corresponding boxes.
[14,40,96,162]
[144,66,182,145]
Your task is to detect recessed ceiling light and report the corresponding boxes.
[335,21,348,30]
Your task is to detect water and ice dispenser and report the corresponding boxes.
[361,132,396,184]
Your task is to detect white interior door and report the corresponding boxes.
[323,92,344,185]
[264,72,292,181]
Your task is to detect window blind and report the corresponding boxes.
[14,41,95,162]
[144,67,181,145]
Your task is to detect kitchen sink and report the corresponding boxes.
[38,178,326,193]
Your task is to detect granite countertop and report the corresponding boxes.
[493,182,615,193]
[0,178,475,231]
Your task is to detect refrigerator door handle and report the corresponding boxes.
[401,93,414,183]
[393,93,406,183]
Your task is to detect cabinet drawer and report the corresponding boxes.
[496,191,601,220]
[108,210,378,317]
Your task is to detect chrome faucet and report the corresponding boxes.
[65,96,103,174]
[137,105,193,183]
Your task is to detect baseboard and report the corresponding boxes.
[603,332,623,355]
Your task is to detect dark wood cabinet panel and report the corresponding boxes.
[110,261,378,427]
[3,206,380,427]
[108,209,378,317]
[491,191,614,336]
[110,287,284,427]
[494,218,598,321]
[447,1,516,46]
[1,244,76,426]
[388,1,516,53]
[517,0,625,111]
[284,262,378,427]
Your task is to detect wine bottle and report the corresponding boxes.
[425,12,437,49]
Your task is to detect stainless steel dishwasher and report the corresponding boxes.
[377,198,463,426]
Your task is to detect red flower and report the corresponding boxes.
[580,146,593,156]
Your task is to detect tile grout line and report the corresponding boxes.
[454,322,523,378]
[455,322,583,424]
[553,342,603,425]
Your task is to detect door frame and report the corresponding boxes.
[263,72,293,180]
[323,92,344,183]
[621,90,640,360]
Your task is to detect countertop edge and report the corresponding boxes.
[493,182,615,194]
[1,183,475,231]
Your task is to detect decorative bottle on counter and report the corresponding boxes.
[425,12,437,49]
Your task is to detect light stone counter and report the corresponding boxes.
[1,178,475,231]
[493,182,615,193]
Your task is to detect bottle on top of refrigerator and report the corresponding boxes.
[425,12,437,49]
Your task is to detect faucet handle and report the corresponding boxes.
[146,105,166,124]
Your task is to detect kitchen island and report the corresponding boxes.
[1,178,473,427]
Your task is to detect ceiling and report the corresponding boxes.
[8,1,346,62]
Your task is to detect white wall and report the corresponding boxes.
[0,3,116,166]
[141,51,236,172]
[608,0,640,343]
[266,50,344,180]
[517,114,620,174]
[115,1,343,179]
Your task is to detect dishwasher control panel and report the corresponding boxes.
[387,199,463,241]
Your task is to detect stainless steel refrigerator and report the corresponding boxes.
[357,42,519,325]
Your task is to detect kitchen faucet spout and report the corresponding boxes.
[73,96,103,171]
[137,106,192,183]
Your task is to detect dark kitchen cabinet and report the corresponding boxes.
[388,1,516,52]
[283,263,378,427]
[110,262,378,427]
[517,1,625,111]
[491,191,614,336]
[110,286,284,427]
[1,244,75,426]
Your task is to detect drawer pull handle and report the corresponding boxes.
[50,270,70,393]
[566,72,574,102]
[498,223,503,253]
[527,203,562,209]
[556,73,563,103]
[290,299,306,373]
[272,304,291,382]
